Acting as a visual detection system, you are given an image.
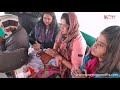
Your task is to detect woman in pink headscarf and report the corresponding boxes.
[45,12,87,78]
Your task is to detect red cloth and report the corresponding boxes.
[27,67,35,75]
[34,65,60,78]
[84,57,99,77]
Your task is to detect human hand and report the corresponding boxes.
[32,43,41,51]
[44,48,58,57]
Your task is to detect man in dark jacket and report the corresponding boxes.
[0,14,29,51]
[4,12,42,35]
[0,14,29,78]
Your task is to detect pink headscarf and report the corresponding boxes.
[54,12,81,77]
[55,12,80,60]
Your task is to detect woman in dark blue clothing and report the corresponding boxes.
[29,12,59,49]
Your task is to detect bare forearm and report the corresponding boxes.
[61,58,72,69]
[45,49,72,69]
[56,55,72,69]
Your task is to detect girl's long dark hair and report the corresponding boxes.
[40,12,58,29]
[95,26,120,74]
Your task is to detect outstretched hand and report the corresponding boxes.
[44,48,59,57]
[32,43,41,51]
